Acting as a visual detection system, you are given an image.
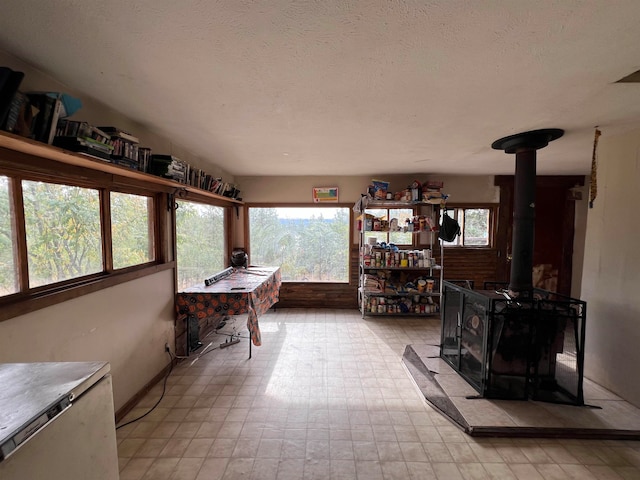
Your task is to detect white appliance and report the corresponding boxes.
[0,362,119,480]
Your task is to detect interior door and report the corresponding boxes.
[494,176,584,296]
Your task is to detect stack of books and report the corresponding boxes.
[99,126,140,169]
[138,147,152,173]
[149,155,188,183]
[53,120,114,160]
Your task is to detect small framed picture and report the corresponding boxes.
[312,187,339,203]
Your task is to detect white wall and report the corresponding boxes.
[0,270,175,410]
[581,127,640,408]
[236,174,499,204]
[0,48,234,180]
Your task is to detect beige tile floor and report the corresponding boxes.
[116,309,640,480]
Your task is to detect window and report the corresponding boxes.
[0,176,18,295]
[22,180,103,287]
[248,206,350,282]
[111,192,155,269]
[363,207,413,245]
[441,206,493,247]
[175,200,225,290]
[0,170,162,306]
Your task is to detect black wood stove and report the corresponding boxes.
[439,129,587,405]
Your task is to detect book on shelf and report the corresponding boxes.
[149,154,188,182]
[25,92,64,145]
[110,137,139,162]
[53,120,115,161]
[53,135,114,154]
[55,120,113,145]
[0,67,25,128]
[2,92,28,135]
[138,147,152,173]
[109,157,139,169]
[97,126,140,144]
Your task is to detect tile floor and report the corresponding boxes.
[116,309,640,479]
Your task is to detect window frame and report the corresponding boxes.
[0,135,240,322]
[0,158,170,321]
[440,203,497,248]
[109,190,157,271]
[173,197,228,291]
[21,178,105,288]
[245,203,353,284]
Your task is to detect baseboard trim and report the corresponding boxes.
[114,359,175,424]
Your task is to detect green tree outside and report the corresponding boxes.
[111,192,154,269]
[249,207,349,282]
[21,181,103,287]
[175,200,225,290]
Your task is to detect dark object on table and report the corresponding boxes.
[230,250,248,268]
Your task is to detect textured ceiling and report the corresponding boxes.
[2,1,640,176]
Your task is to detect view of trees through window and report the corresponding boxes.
[1,176,162,298]
[363,207,413,246]
[111,192,155,269]
[0,176,17,295]
[249,207,349,282]
[22,180,103,287]
[442,207,491,246]
[175,200,225,290]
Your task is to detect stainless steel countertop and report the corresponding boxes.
[0,362,110,448]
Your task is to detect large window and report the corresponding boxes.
[0,172,161,305]
[441,206,494,247]
[175,200,225,290]
[249,206,350,282]
[111,192,155,269]
[0,176,17,295]
[22,180,103,287]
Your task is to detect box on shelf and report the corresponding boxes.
[370,179,390,199]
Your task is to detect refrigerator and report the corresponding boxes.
[0,361,120,480]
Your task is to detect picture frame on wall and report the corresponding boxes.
[312,187,339,203]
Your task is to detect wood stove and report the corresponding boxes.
[440,281,586,404]
[440,129,587,405]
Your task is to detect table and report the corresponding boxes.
[176,266,281,357]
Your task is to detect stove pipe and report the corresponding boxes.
[491,129,564,297]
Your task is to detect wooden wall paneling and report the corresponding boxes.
[276,283,358,309]
[442,248,499,289]
[494,175,584,295]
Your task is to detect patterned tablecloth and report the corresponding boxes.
[176,266,281,346]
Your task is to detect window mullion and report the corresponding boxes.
[11,177,29,291]
[101,189,113,273]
